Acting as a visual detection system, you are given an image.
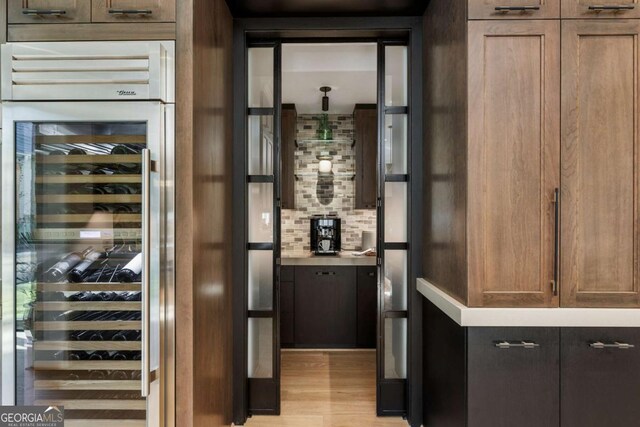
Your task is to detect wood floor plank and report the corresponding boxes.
[245,350,407,427]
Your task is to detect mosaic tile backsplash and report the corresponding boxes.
[281,114,377,253]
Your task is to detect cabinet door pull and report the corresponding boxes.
[368,272,375,277]
[108,9,154,15]
[22,9,67,16]
[551,188,560,296]
[315,271,336,276]
[589,341,635,350]
[588,5,635,11]
[495,5,541,11]
[495,340,540,349]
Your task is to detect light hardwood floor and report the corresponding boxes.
[244,350,408,427]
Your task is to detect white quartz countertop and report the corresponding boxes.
[282,252,377,266]
[417,278,640,327]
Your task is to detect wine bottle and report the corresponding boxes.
[44,248,93,282]
[89,370,107,380]
[117,253,143,283]
[109,370,129,380]
[111,330,141,341]
[111,145,142,173]
[68,351,90,361]
[88,351,109,360]
[68,148,87,155]
[68,250,104,283]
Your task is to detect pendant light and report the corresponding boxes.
[320,86,331,111]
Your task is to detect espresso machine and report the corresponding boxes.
[310,216,341,255]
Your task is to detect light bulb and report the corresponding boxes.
[318,159,332,174]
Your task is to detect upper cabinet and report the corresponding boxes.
[560,20,640,308]
[281,104,297,210]
[468,0,560,19]
[562,0,640,18]
[92,0,176,23]
[354,104,378,210]
[467,20,560,308]
[425,0,640,308]
[8,0,91,24]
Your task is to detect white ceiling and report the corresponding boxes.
[282,43,377,114]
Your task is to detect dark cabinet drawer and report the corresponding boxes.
[467,328,560,427]
[294,266,357,347]
[561,328,640,427]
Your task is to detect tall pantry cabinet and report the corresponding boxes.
[424,0,640,308]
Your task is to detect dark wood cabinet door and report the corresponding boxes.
[294,266,356,347]
[357,266,377,348]
[467,328,560,427]
[8,0,91,23]
[468,20,560,307]
[561,328,640,427]
[354,105,377,210]
[281,105,297,210]
[561,20,640,307]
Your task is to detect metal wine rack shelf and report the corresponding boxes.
[35,135,147,145]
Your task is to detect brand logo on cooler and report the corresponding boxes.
[0,406,64,426]
[117,90,137,96]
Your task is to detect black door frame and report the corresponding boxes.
[232,16,424,427]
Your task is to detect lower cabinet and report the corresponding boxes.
[467,328,560,427]
[561,328,640,427]
[423,300,640,427]
[279,265,377,348]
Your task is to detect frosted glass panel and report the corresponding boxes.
[384,114,408,175]
[248,318,273,378]
[384,318,407,379]
[248,115,274,175]
[248,250,273,310]
[248,183,273,243]
[384,250,407,311]
[385,46,408,107]
[384,182,407,242]
[248,48,274,108]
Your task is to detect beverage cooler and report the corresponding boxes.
[1,41,175,427]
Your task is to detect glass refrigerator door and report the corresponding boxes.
[13,121,151,425]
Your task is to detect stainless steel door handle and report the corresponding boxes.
[495,5,541,11]
[108,9,153,15]
[589,341,635,350]
[141,149,151,397]
[495,341,540,349]
[588,5,635,10]
[22,9,67,16]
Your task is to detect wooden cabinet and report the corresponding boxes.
[356,266,377,348]
[423,301,561,427]
[424,300,640,427]
[354,104,377,210]
[282,265,376,348]
[427,0,640,308]
[92,0,176,23]
[281,104,297,210]
[280,267,295,347]
[467,20,560,307]
[6,0,176,41]
[467,328,560,427]
[561,328,640,427]
[8,0,91,24]
[561,0,640,19]
[561,20,640,308]
[294,266,357,347]
[468,0,560,19]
